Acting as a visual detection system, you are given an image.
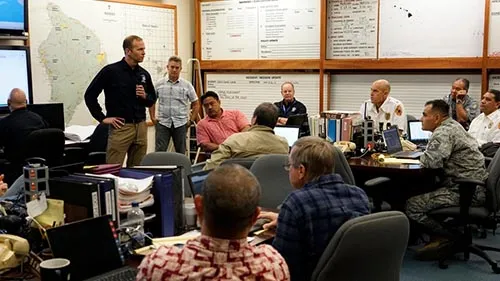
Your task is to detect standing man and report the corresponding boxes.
[85,35,156,167]
[406,100,487,260]
[468,89,500,146]
[442,78,479,130]
[360,79,407,133]
[259,136,370,281]
[150,56,199,154]
[196,91,250,152]
[274,82,307,125]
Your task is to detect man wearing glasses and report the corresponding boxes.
[259,136,370,281]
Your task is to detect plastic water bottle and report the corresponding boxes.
[127,202,145,247]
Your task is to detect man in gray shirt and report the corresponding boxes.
[442,77,479,130]
[150,56,200,153]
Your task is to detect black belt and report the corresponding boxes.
[123,118,145,124]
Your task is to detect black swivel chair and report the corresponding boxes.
[85,123,109,165]
[428,149,500,273]
[24,128,65,167]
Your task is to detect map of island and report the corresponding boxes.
[38,2,107,123]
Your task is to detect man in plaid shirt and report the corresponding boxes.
[260,136,370,281]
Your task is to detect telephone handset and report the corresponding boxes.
[401,139,417,151]
[334,141,356,153]
[0,234,29,271]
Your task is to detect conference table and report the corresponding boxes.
[348,155,439,211]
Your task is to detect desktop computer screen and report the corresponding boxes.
[0,0,27,35]
[0,46,33,112]
[27,103,65,130]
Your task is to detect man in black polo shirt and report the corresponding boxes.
[85,35,157,167]
[274,81,307,125]
[0,88,47,184]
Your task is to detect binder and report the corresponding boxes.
[68,174,119,225]
[49,177,100,223]
[119,167,184,237]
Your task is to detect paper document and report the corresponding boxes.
[88,173,154,193]
[65,125,97,141]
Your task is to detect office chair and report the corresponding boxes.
[221,157,257,170]
[139,152,193,197]
[428,149,500,273]
[311,211,409,281]
[24,128,65,168]
[85,123,109,165]
[332,146,391,212]
[249,154,293,209]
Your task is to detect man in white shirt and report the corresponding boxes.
[468,89,500,146]
[359,79,407,133]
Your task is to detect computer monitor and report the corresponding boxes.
[27,103,65,130]
[46,215,125,280]
[274,125,300,147]
[408,120,432,144]
[382,127,403,154]
[0,0,27,36]
[188,169,212,197]
[285,113,308,126]
[0,46,33,114]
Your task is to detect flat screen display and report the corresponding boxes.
[0,0,26,35]
[0,46,33,111]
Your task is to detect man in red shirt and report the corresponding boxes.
[196,91,250,152]
[136,164,290,281]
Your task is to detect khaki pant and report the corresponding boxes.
[106,122,147,167]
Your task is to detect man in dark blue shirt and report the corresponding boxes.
[85,35,156,167]
[260,136,370,281]
[0,88,47,184]
[274,82,307,125]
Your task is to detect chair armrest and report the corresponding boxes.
[191,161,206,173]
[364,177,391,188]
[453,178,485,187]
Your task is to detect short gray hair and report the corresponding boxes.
[290,136,335,182]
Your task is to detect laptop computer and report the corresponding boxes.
[408,120,432,146]
[46,215,137,281]
[382,127,424,159]
[274,125,300,147]
[187,169,212,197]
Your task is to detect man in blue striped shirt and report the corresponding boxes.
[260,136,370,281]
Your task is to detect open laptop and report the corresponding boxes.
[187,169,212,197]
[408,120,432,146]
[382,127,424,159]
[46,215,137,281]
[274,125,300,147]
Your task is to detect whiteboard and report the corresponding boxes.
[490,74,500,89]
[205,73,327,121]
[489,0,500,56]
[326,0,378,59]
[379,0,484,58]
[29,0,176,125]
[200,0,320,60]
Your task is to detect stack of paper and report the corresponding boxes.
[88,173,155,213]
[64,125,97,141]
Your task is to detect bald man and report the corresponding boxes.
[359,79,407,133]
[0,88,47,184]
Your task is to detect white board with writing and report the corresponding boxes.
[490,74,500,89]
[200,0,320,60]
[326,0,378,59]
[379,0,484,58]
[489,0,500,56]
[205,73,326,121]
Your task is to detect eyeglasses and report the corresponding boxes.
[283,163,292,171]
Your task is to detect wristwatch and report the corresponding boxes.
[456,99,464,105]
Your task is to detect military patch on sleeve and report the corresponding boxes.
[427,139,440,151]
[395,104,403,116]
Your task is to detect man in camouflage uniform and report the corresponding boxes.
[442,77,479,130]
[406,99,487,260]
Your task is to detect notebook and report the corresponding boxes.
[46,215,137,281]
[407,120,432,145]
[382,127,424,159]
[274,125,300,147]
[187,169,212,197]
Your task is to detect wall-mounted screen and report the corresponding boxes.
[0,0,27,35]
[0,46,33,113]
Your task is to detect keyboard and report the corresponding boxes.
[85,267,138,281]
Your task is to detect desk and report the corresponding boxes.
[348,156,438,210]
